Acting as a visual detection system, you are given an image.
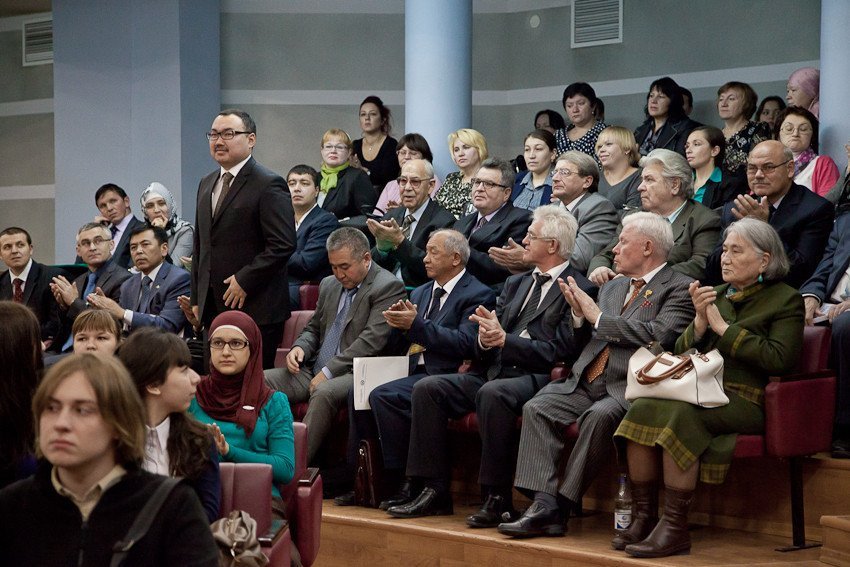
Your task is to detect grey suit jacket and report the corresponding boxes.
[551,264,694,410]
[292,263,407,379]
[587,200,721,281]
[567,192,619,274]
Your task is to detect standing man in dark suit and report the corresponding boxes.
[800,213,850,457]
[264,228,406,462]
[704,140,833,288]
[0,226,65,346]
[387,205,595,523]
[87,226,190,334]
[498,212,694,538]
[287,164,340,310]
[453,159,532,287]
[589,149,721,285]
[49,222,132,352]
[335,229,496,507]
[93,183,145,270]
[368,159,456,287]
[190,109,296,368]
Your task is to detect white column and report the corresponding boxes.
[404,0,473,179]
[819,0,850,171]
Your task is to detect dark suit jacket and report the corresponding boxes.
[112,216,146,269]
[634,117,702,157]
[800,213,850,301]
[192,156,296,326]
[404,271,497,375]
[372,199,456,288]
[52,260,132,351]
[551,265,695,410]
[453,203,532,287]
[699,171,747,211]
[588,200,721,281]
[0,260,65,342]
[320,166,377,221]
[289,206,339,283]
[293,263,407,379]
[120,261,191,332]
[706,183,834,288]
[474,264,597,379]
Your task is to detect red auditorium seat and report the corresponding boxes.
[299,283,320,310]
[275,310,314,368]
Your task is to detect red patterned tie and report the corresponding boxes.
[12,278,23,303]
[584,279,646,383]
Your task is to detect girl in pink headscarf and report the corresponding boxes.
[787,67,820,119]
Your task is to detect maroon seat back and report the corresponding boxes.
[299,284,320,310]
[275,310,315,367]
[219,462,273,533]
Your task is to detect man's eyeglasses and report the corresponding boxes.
[210,338,249,351]
[397,176,433,188]
[553,168,580,178]
[526,232,555,241]
[206,130,251,141]
[77,237,111,248]
[471,178,508,191]
[745,159,791,176]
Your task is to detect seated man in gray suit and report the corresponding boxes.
[86,225,190,334]
[368,159,456,288]
[265,227,406,463]
[49,222,132,352]
[387,205,595,524]
[498,212,694,538]
[588,149,721,285]
[489,150,619,275]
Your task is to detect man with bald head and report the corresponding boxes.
[368,159,456,288]
[705,140,833,287]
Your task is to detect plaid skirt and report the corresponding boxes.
[614,389,764,484]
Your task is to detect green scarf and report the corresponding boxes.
[320,162,349,194]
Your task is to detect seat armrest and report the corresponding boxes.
[768,369,834,383]
[299,467,320,486]
[258,518,289,546]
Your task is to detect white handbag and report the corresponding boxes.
[626,347,729,408]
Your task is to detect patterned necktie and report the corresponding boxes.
[508,273,551,335]
[472,216,488,234]
[144,428,165,475]
[585,278,646,383]
[213,172,235,217]
[426,287,446,320]
[314,288,357,374]
[137,275,153,312]
[110,225,119,239]
[401,214,416,239]
[12,278,23,303]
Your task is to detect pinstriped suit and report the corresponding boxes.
[513,264,694,503]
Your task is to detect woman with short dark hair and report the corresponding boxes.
[374,133,442,215]
[634,77,700,157]
[351,95,400,190]
[554,82,608,161]
[685,126,745,210]
[775,106,840,196]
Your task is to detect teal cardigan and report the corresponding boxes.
[189,391,295,497]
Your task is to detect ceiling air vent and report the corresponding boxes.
[22,16,53,67]
[571,0,622,48]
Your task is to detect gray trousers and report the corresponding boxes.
[513,377,625,503]
[265,366,353,463]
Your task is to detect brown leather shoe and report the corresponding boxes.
[625,487,693,558]
[611,481,659,550]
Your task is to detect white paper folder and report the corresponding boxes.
[353,356,410,410]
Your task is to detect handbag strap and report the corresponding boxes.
[110,477,181,567]
[636,353,693,385]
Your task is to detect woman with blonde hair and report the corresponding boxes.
[595,126,642,214]
[318,128,377,221]
[435,128,489,217]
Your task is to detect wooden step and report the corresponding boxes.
[820,515,850,567]
[315,503,825,567]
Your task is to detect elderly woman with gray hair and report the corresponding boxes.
[140,182,194,268]
[612,217,804,558]
[588,148,721,285]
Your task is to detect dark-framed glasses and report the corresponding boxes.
[210,338,249,350]
[470,178,508,191]
[397,176,433,188]
[206,129,251,141]
[745,159,791,176]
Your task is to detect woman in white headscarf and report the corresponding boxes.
[140,182,194,269]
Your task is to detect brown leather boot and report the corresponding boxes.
[611,481,659,550]
[624,486,693,558]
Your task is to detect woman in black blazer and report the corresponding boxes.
[634,77,700,158]
[318,128,377,221]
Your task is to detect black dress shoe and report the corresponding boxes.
[832,439,850,459]
[466,495,518,528]
[497,501,565,538]
[333,490,356,506]
[379,478,418,511]
[386,487,453,518]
